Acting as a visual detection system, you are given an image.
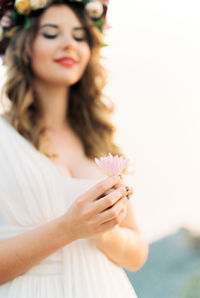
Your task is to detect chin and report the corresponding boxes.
[53,72,83,85]
[62,78,80,86]
[43,76,80,86]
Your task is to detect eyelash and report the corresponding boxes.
[42,33,86,42]
[42,33,57,39]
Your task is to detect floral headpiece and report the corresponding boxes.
[0,0,109,57]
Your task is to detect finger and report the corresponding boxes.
[102,175,126,192]
[124,186,134,198]
[94,185,127,214]
[115,204,127,222]
[101,180,126,196]
[97,196,126,223]
[79,175,122,204]
[97,204,127,233]
[102,187,115,196]
[112,181,123,190]
[105,185,134,201]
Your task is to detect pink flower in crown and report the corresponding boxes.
[95,153,129,176]
[0,12,14,29]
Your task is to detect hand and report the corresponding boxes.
[60,175,133,242]
[90,183,134,242]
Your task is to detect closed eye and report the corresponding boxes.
[40,24,88,42]
[73,36,87,42]
[42,33,57,39]
[73,27,88,42]
[42,33,87,42]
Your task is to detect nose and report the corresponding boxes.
[61,35,77,51]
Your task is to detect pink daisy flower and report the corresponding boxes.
[95,153,129,176]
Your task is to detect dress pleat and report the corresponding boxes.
[0,116,138,298]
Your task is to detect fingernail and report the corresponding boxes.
[126,194,130,200]
[125,186,129,192]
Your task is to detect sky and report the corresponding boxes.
[102,0,200,242]
[1,0,200,242]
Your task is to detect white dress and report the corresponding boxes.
[0,115,138,298]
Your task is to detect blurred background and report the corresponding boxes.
[103,1,200,297]
[103,0,200,243]
[1,0,200,297]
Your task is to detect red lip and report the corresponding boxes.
[54,56,78,67]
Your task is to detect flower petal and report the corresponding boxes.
[95,153,129,176]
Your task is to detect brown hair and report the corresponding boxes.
[1,3,126,164]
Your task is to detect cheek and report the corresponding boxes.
[79,45,91,69]
[31,39,53,73]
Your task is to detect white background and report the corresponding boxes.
[1,0,200,242]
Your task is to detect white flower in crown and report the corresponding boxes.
[95,153,129,176]
[30,0,49,10]
[85,0,104,19]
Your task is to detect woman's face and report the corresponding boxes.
[31,4,91,86]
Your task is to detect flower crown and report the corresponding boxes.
[0,0,109,57]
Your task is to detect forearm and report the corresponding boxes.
[0,216,72,285]
[91,226,148,272]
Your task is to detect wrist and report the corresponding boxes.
[53,216,75,246]
[91,226,119,244]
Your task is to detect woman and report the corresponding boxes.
[0,1,148,297]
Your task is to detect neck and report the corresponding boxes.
[34,80,70,131]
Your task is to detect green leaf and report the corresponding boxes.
[24,17,31,30]
[94,19,103,32]
[9,10,18,20]
[101,42,109,47]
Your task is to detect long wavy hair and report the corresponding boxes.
[1,3,125,164]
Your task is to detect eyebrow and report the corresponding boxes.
[40,24,58,29]
[40,24,86,31]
